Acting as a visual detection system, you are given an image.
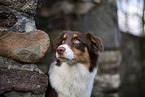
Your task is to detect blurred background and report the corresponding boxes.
[0,0,145,97]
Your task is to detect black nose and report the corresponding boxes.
[56,47,66,54]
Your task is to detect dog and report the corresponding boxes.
[46,31,103,97]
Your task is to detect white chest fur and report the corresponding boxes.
[49,62,97,97]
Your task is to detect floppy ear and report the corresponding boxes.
[86,32,104,53]
[52,32,65,51]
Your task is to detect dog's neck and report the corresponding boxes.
[49,61,97,97]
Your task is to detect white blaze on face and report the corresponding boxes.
[56,44,74,60]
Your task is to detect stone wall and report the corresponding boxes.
[0,30,50,97]
[35,0,120,50]
[0,1,50,95]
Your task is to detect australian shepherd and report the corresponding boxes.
[46,31,103,97]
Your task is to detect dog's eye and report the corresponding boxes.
[74,39,81,44]
[62,40,65,44]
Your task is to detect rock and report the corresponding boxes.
[35,0,120,50]
[80,1,120,49]
[0,5,36,32]
[92,74,120,97]
[34,1,96,32]
[99,50,121,64]
[0,0,37,15]
[0,30,50,63]
[35,1,74,31]
[0,56,43,74]
[75,2,95,15]
[98,50,121,74]
[93,0,101,4]
[0,68,48,95]
[3,91,45,97]
[0,5,17,28]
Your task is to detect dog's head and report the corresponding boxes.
[52,31,103,72]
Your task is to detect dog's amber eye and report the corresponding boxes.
[74,39,81,44]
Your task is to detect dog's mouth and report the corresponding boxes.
[57,57,76,64]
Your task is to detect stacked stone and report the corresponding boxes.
[35,0,120,49]
[0,0,50,96]
[0,30,50,97]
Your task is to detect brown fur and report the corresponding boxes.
[52,31,103,72]
[73,34,78,38]
[72,47,90,69]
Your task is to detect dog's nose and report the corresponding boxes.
[56,47,66,54]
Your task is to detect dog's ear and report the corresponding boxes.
[52,32,65,51]
[86,32,104,54]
